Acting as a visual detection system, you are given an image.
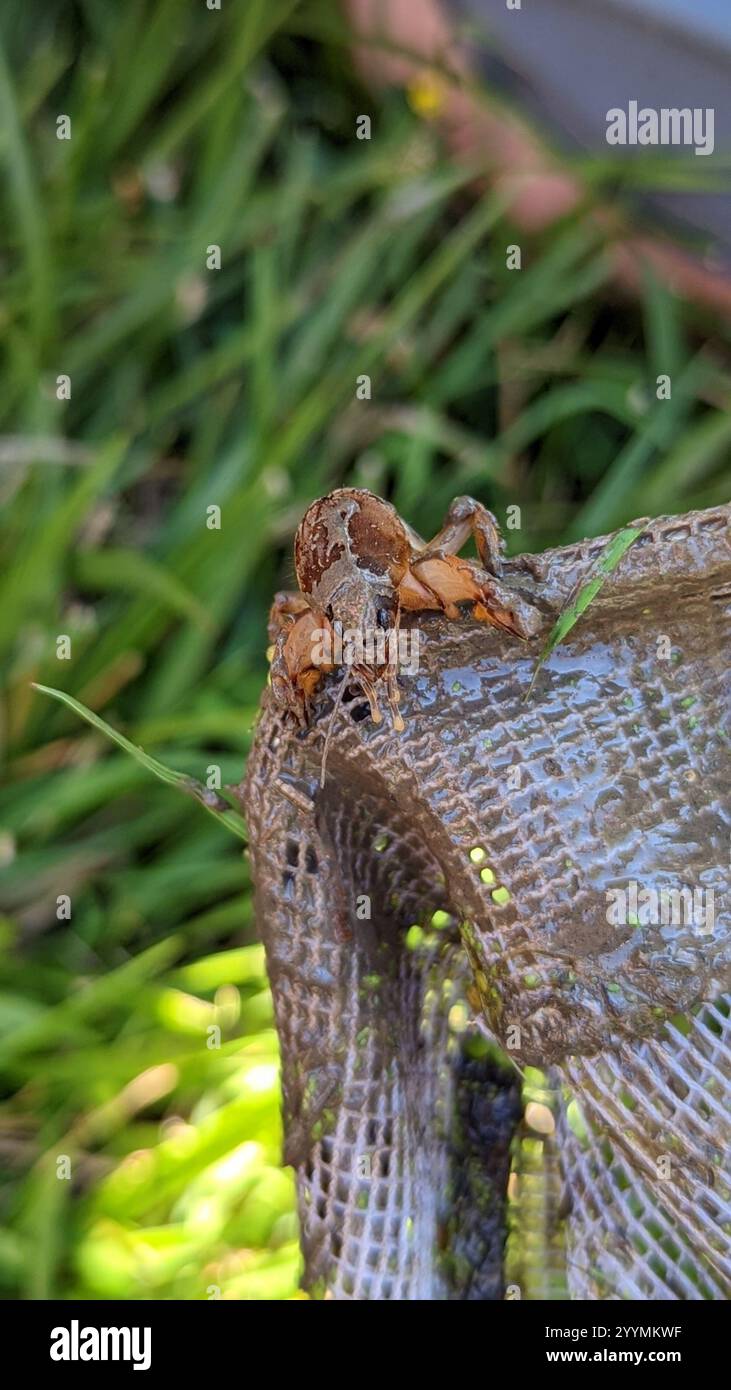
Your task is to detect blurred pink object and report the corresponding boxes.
[346,0,731,315]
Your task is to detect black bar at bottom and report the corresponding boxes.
[0,1295,725,1376]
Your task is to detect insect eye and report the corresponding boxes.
[376,607,391,630]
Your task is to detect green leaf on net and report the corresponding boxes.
[31,684,248,842]
[525,525,644,700]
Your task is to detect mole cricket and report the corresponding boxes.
[268,488,542,730]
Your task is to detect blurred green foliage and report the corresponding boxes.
[0,0,729,1299]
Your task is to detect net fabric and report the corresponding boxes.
[558,997,731,1299]
[244,736,518,1299]
[243,504,731,1299]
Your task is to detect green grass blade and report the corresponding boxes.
[525,525,644,699]
[31,684,248,842]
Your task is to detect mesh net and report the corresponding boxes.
[243,505,731,1300]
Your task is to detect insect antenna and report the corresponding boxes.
[319,666,351,788]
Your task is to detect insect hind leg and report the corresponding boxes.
[421,496,504,576]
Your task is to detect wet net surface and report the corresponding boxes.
[243,505,731,1300]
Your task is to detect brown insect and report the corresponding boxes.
[268,489,542,733]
